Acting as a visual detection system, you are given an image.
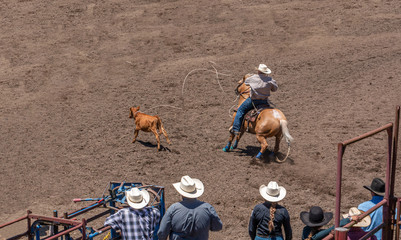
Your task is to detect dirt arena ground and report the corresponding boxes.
[1,0,401,239]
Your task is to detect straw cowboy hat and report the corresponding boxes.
[343,207,371,228]
[259,181,286,202]
[256,64,272,75]
[300,206,333,227]
[126,187,150,209]
[173,175,204,198]
[364,178,385,196]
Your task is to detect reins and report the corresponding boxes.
[235,83,258,112]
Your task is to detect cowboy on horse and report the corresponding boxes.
[223,63,293,162]
[230,63,278,136]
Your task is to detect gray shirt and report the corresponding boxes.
[245,74,278,100]
[157,198,223,240]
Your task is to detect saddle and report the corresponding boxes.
[244,104,272,123]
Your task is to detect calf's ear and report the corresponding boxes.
[129,108,133,118]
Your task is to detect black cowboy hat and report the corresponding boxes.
[364,178,385,196]
[300,206,333,227]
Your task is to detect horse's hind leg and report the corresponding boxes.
[274,133,283,153]
[255,135,268,159]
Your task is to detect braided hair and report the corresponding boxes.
[268,202,277,232]
[305,227,320,240]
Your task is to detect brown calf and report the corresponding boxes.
[129,106,171,151]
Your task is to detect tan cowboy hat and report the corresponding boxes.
[126,187,150,209]
[342,207,371,227]
[256,64,272,75]
[173,175,204,198]
[259,181,286,202]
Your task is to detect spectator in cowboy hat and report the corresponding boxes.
[228,63,278,136]
[300,206,333,240]
[249,181,292,240]
[104,187,161,240]
[343,207,376,240]
[157,175,222,240]
[357,177,385,240]
[300,206,365,240]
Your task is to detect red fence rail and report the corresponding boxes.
[0,210,87,240]
[323,105,400,240]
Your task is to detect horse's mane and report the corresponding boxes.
[238,73,253,85]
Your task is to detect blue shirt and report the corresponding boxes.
[104,207,161,240]
[157,198,223,240]
[358,195,384,240]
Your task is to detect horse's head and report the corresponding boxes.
[235,74,252,97]
[129,106,140,118]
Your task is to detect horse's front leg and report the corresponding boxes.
[222,132,236,152]
[230,128,245,150]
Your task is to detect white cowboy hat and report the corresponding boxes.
[259,181,286,202]
[342,207,371,228]
[173,175,204,198]
[256,64,272,75]
[126,188,150,209]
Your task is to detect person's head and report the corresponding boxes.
[173,175,204,199]
[259,181,286,231]
[300,206,333,230]
[364,178,385,197]
[126,187,150,210]
[256,64,271,75]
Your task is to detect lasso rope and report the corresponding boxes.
[181,62,231,96]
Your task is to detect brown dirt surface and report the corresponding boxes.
[1,0,401,239]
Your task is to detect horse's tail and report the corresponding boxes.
[156,116,171,144]
[280,120,293,144]
[275,119,293,163]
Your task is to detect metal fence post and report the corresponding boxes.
[335,227,348,240]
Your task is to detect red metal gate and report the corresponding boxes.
[324,106,400,240]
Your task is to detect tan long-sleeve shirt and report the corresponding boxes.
[245,74,278,100]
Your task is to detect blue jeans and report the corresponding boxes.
[232,98,268,133]
[255,236,283,240]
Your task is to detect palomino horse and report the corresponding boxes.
[223,74,293,162]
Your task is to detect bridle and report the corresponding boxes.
[235,82,250,99]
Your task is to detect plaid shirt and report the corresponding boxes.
[105,207,161,240]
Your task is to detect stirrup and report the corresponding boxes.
[229,129,240,135]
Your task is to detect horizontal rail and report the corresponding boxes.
[359,223,384,240]
[343,199,387,229]
[68,200,105,218]
[43,222,84,240]
[29,214,81,226]
[342,123,392,146]
[0,214,28,228]
[89,225,112,238]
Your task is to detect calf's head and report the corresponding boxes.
[129,106,140,118]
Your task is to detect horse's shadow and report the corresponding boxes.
[137,140,171,152]
[235,146,295,165]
